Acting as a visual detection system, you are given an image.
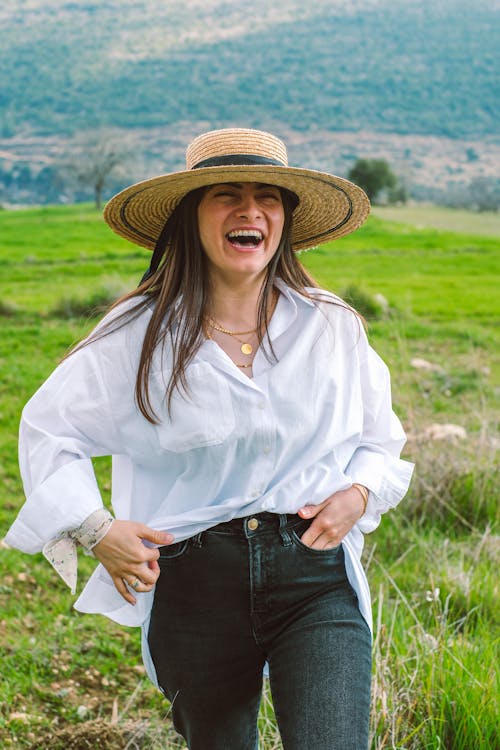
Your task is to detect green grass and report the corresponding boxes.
[373,204,500,237]
[0,204,499,748]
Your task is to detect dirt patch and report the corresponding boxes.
[28,719,147,750]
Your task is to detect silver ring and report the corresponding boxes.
[131,578,140,590]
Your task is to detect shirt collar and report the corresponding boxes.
[268,279,316,339]
[274,278,317,308]
[194,280,317,382]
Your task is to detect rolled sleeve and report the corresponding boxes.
[5,459,104,552]
[346,331,414,532]
[5,345,120,552]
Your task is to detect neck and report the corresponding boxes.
[208,272,272,330]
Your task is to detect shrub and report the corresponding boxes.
[0,299,18,317]
[340,285,390,320]
[50,282,129,320]
[402,438,499,534]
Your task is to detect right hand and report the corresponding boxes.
[92,520,173,605]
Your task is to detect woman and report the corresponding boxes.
[6,128,413,749]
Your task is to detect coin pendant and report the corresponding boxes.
[241,343,253,355]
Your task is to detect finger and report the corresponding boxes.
[298,499,329,519]
[302,527,341,550]
[128,562,161,585]
[148,559,160,574]
[300,520,324,548]
[311,532,340,550]
[138,526,174,546]
[114,576,136,605]
[149,547,161,561]
[122,563,159,588]
[124,573,158,594]
[141,546,163,567]
[128,557,162,586]
[300,516,341,548]
[125,576,150,593]
[134,565,160,586]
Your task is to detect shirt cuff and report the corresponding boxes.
[42,509,114,594]
[347,449,414,533]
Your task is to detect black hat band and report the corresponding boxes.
[191,154,286,169]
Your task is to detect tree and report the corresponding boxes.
[60,129,132,209]
[387,183,408,205]
[347,158,398,203]
[468,177,500,212]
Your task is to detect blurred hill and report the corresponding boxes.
[0,0,498,205]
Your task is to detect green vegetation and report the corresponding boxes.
[0,205,498,748]
[347,159,400,203]
[373,204,500,237]
[1,0,498,141]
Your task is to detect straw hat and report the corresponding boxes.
[104,128,370,252]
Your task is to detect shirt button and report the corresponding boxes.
[263,446,271,455]
[247,518,259,531]
[257,402,265,410]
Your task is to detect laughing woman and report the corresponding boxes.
[6,128,413,750]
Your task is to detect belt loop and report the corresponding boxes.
[278,514,292,547]
[192,532,203,548]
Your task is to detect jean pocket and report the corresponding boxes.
[157,539,190,563]
[289,518,341,556]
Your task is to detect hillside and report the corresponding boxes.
[1,0,498,139]
[0,0,498,205]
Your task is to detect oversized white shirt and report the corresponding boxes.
[6,280,414,684]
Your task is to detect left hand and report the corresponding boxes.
[297,486,366,550]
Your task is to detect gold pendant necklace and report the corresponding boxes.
[204,327,253,368]
[207,317,257,356]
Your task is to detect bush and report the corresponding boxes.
[50,284,127,319]
[340,285,390,320]
[402,438,499,534]
[0,299,18,317]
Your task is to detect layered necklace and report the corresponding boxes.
[205,290,278,369]
[205,318,258,369]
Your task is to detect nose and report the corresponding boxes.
[235,192,261,218]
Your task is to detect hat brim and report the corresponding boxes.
[103,165,370,252]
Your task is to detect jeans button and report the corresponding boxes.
[247,518,259,531]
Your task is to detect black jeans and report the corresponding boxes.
[148,512,372,750]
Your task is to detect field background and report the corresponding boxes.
[0,205,499,749]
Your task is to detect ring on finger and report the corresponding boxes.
[130,578,141,590]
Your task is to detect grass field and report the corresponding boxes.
[0,204,499,749]
[373,204,500,237]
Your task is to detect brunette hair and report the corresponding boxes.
[71,186,323,424]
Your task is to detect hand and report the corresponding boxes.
[92,520,173,605]
[297,486,366,550]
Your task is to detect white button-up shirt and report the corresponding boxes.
[6,280,414,683]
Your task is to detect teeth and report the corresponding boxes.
[227,229,263,240]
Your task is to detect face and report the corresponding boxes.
[197,182,285,283]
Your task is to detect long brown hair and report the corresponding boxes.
[72,186,324,424]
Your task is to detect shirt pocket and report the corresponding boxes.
[151,362,236,453]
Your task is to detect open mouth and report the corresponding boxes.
[226,229,264,249]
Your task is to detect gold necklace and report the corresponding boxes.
[206,317,257,356]
[204,327,253,368]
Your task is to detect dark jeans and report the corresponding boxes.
[148,512,372,750]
